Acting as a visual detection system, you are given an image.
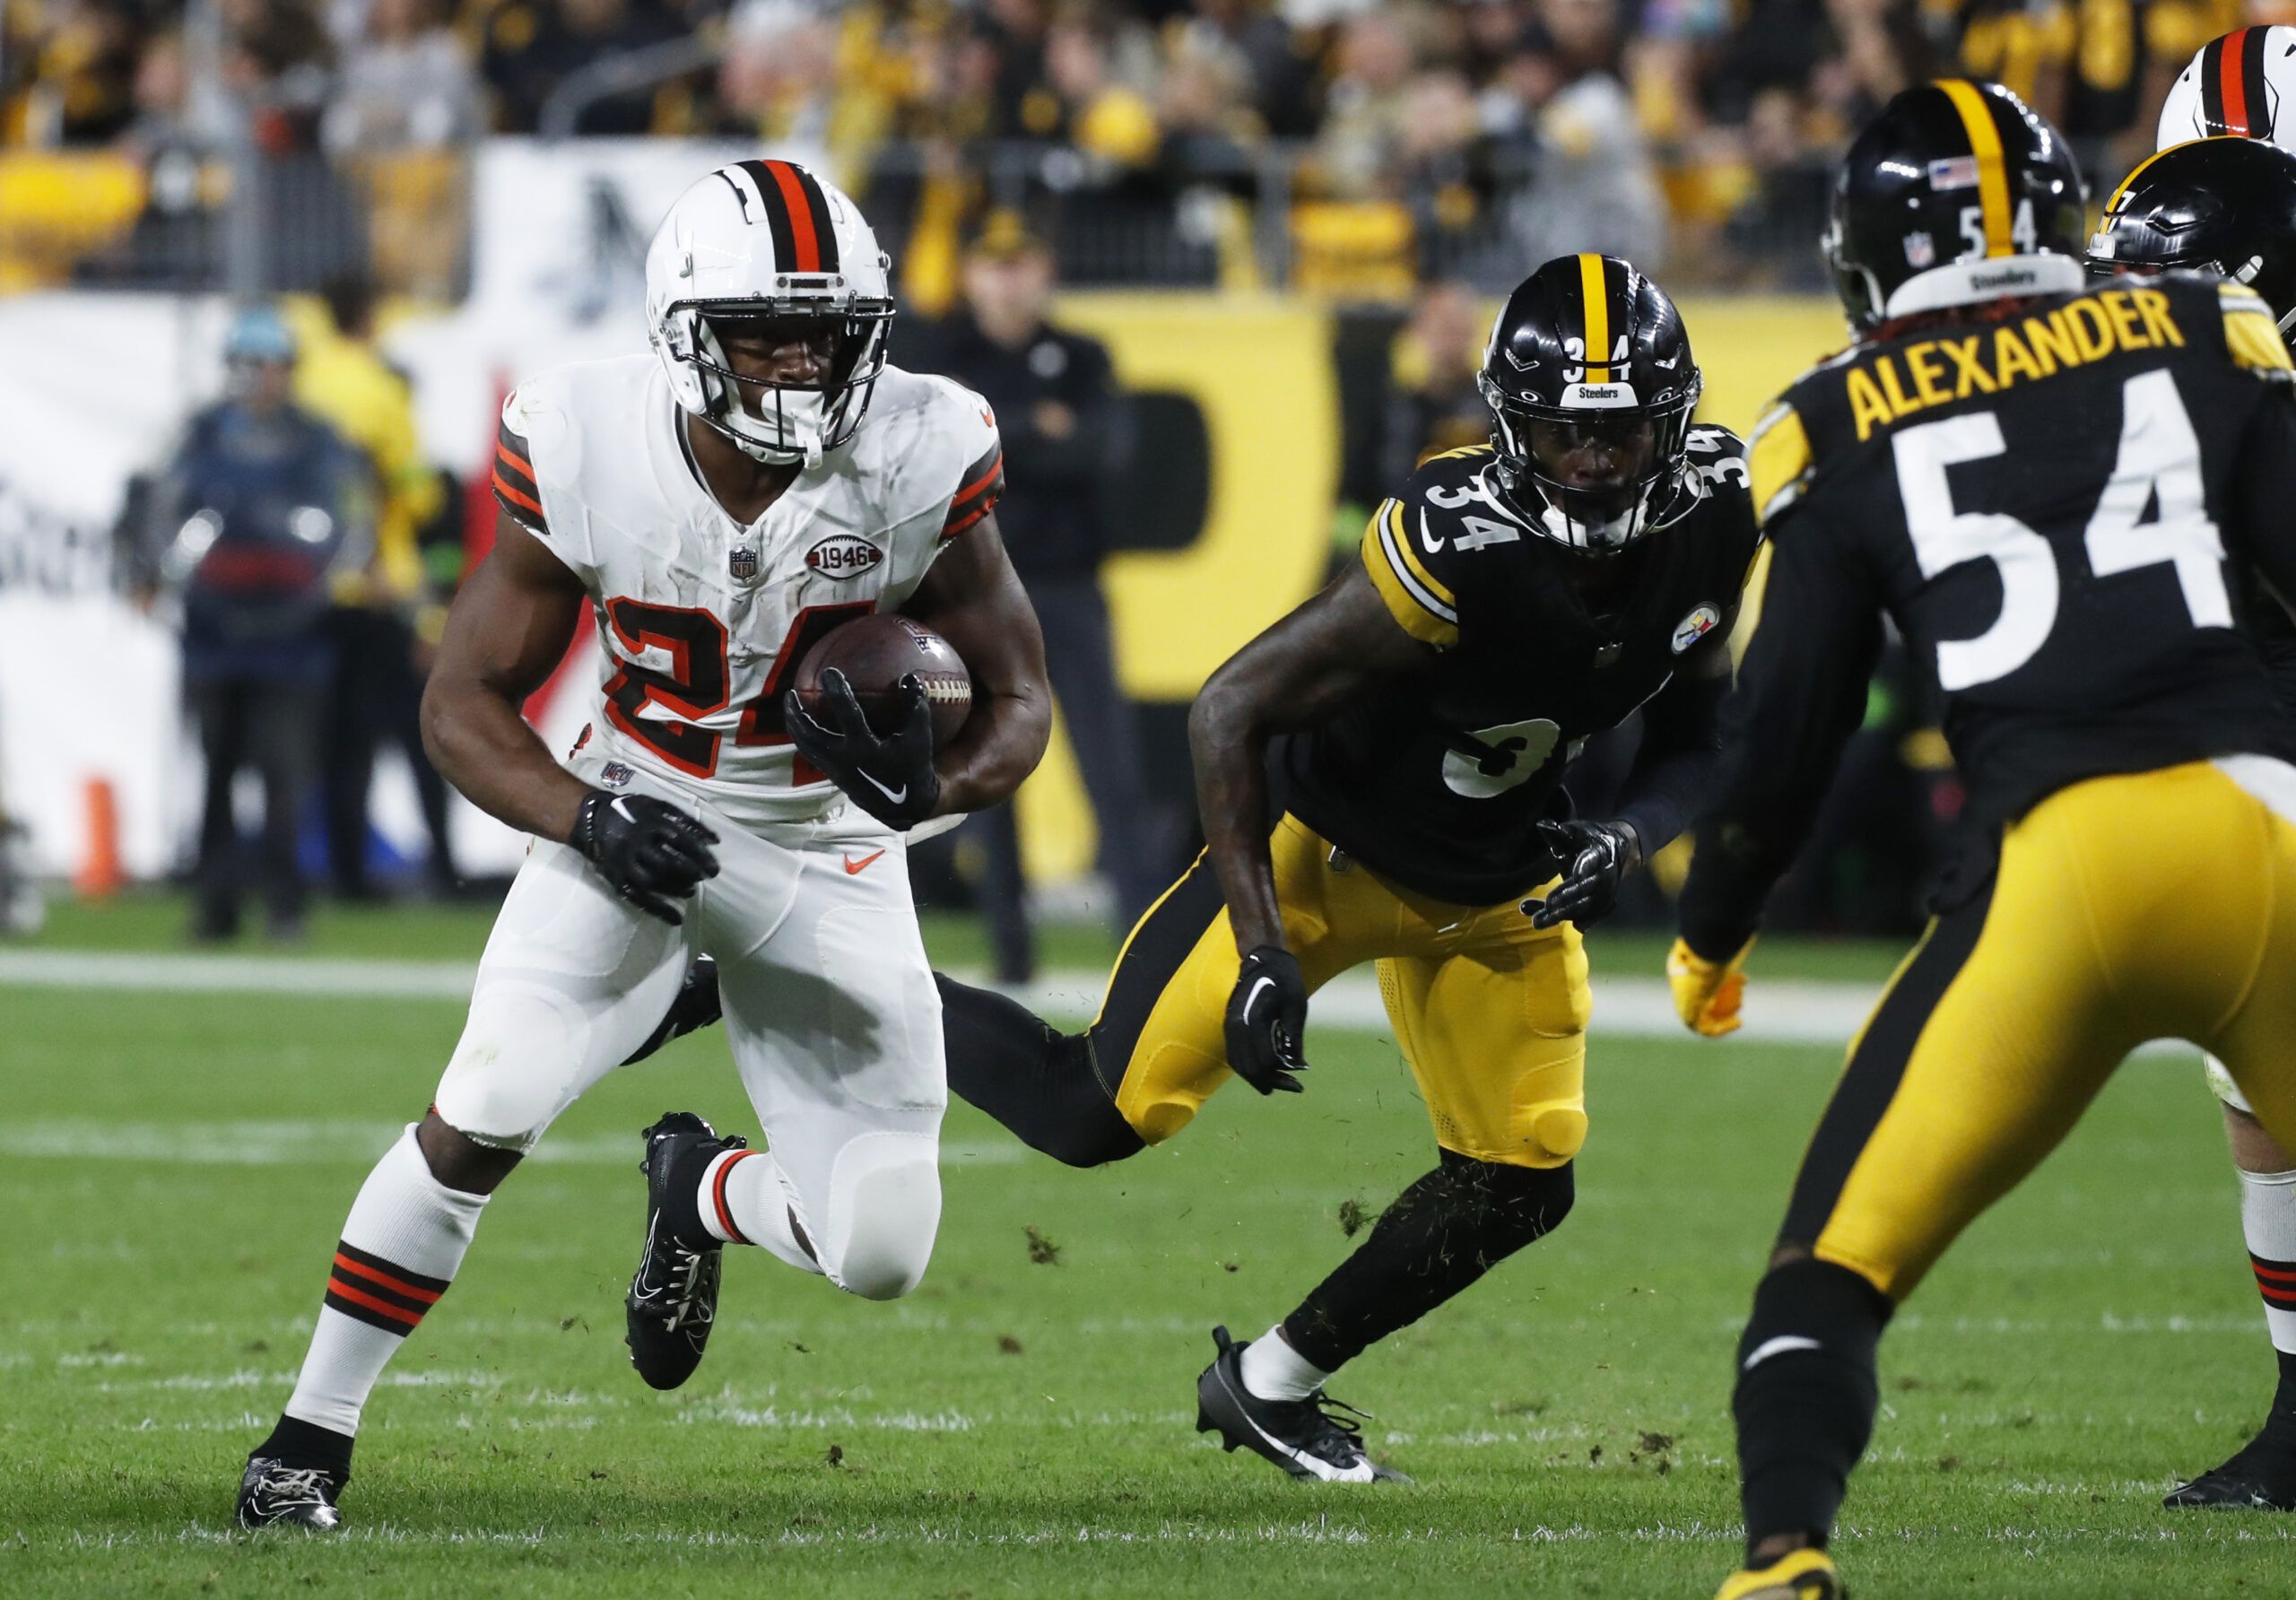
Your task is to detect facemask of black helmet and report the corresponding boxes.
[1479,377,1700,553]
[2083,139,2296,337]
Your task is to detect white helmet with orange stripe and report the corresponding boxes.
[644,159,894,467]
[2158,27,2296,152]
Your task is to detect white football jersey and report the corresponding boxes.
[491,355,1004,829]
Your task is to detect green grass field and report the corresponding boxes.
[3,909,2291,1596]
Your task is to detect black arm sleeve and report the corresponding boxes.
[1614,647,1727,855]
[1676,523,1885,958]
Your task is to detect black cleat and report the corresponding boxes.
[2166,1423,2296,1510]
[1194,1325,1407,1483]
[236,1455,345,1530]
[625,1111,742,1392]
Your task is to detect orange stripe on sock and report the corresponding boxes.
[332,1251,445,1304]
[326,1277,424,1326]
[711,1149,758,1245]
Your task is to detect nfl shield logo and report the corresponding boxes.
[1904,230,1936,270]
[728,544,760,581]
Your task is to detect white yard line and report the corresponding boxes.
[0,946,1887,1044]
[0,945,2214,1057]
[0,1117,1025,1167]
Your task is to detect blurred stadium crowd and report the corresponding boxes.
[0,0,2262,300]
[0,0,2179,950]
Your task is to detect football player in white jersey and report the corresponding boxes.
[235,159,1051,1531]
[2099,41,2296,1509]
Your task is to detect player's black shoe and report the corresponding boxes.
[235,1456,345,1531]
[625,1111,742,1392]
[1195,1325,1406,1483]
[2165,1419,2296,1509]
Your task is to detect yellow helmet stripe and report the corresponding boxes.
[2105,136,2223,213]
[1935,79,2011,257]
[1578,253,1612,376]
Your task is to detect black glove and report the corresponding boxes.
[782,668,942,829]
[1223,945,1309,1095]
[570,789,719,926]
[622,955,724,1065]
[1525,818,1641,930]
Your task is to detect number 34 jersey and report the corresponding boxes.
[1280,431,1762,907]
[492,355,1003,830]
[1728,274,2296,846]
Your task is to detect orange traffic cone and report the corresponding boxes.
[75,777,123,899]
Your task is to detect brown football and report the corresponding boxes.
[795,613,973,744]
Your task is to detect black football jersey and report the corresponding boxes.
[1681,273,2296,951]
[1281,432,1763,906]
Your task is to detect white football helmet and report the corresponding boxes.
[645,160,894,467]
[2158,27,2296,152]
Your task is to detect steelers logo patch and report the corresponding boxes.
[1672,604,1721,653]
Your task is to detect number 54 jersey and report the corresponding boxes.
[491,355,1003,830]
[1737,273,2296,839]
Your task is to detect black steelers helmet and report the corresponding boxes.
[1476,254,1702,553]
[1825,79,2088,332]
[2089,136,2296,332]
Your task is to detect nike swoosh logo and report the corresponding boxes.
[857,771,907,805]
[1418,509,1444,554]
[843,849,886,875]
[1742,1335,1822,1371]
[1239,975,1275,1025]
[1216,1364,1370,1482]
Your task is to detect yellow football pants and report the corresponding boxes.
[1786,759,2296,1300]
[1088,813,1590,1167]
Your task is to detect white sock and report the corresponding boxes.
[697,1147,822,1276]
[283,1126,488,1438]
[1239,1322,1334,1402]
[2239,1166,2296,1352]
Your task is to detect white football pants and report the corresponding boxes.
[430,756,944,1300]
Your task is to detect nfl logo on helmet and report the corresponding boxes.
[727,545,760,581]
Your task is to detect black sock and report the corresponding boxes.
[2257,1348,2296,1441]
[935,973,1143,1168]
[1733,1257,1893,1562]
[1282,1153,1573,1371]
[255,1413,354,1479]
[658,1139,718,1252]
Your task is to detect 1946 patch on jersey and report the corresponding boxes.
[1672,604,1721,653]
[804,535,886,581]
